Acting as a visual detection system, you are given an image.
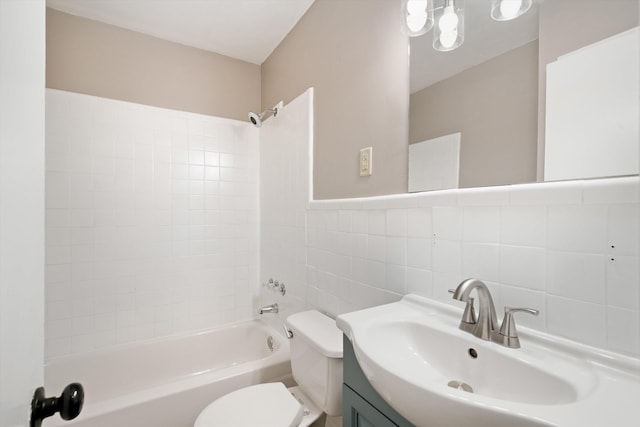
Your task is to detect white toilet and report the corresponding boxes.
[194,310,343,427]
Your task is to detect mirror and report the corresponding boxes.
[408,0,639,191]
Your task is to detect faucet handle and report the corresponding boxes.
[449,289,476,330]
[496,307,539,348]
[461,297,476,324]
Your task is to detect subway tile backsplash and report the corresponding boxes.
[45,89,259,359]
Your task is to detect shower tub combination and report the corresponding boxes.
[44,320,292,427]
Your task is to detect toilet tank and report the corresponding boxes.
[286,310,343,416]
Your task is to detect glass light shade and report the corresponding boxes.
[433,0,464,51]
[407,0,428,14]
[491,0,532,21]
[438,5,458,32]
[402,0,433,37]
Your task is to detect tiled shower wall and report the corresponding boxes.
[45,89,260,359]
[258,89,312,332]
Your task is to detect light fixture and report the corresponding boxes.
[404,0,533,53]
[490,0,532,21]
[402,0,433,37]
[433,0,464,52]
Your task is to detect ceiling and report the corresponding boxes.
[46,0,316,65]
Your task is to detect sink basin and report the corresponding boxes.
[337,295,640,427]
[374,320,584,405]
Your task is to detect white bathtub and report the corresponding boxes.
[44,320,292,427]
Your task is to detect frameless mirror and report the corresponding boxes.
[408,0,639,192]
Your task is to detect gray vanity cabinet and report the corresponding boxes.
[342,336,415,427]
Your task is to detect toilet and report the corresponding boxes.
[194,310,343,427]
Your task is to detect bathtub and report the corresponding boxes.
[44,320,292,427]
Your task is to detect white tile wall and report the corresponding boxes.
[258,86,637,358]
[47,88,640,361]
[45,90,260,359]
[306,176,640,356]
[269,114,637,355]
[258,89,313,332]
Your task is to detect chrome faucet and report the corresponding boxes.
[451,278,539,348]
[259,303,279,315]
[451,278,498,341]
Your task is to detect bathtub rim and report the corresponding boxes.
[45,317,285,364]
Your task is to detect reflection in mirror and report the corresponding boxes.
[544,27,639,181]
[408,133,460,192]
[409,0,539,190]
[408,0,640,192]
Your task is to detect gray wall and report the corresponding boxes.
[410,41,538,189]
[261,0,409,200]
[46,8,261,121]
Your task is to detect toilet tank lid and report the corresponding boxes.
[286,310,343,358]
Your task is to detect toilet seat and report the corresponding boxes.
[194,382,304,427]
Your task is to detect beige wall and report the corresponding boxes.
[537,0,639,180]
[261,0,409,200]
[410,41,538,189]
[46,8,260,121]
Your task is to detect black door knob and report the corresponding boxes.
[30,383,84,427]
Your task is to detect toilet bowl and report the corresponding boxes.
[194,310,343,427]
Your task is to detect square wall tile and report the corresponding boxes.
[547,251,606,304]
[547,205,608,253]
[407,208,432,237]
[606,256,639,310]
[432,240,462,274]
[386,209,407,236]
[607,204,639,256]
[463,206,499,243]
[462,243,499,283]
[407,268,432,298]
[433,207,461,240]
[499,206,546,247]
[499,245,546,291]
[407,238,431,270]
[547,296,607,348]
[386,264,407,294]
[368,210,386,235]
[385,237,407,266]
[607,307,640,355]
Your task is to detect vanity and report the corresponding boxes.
[337,290,640,427]
[343,335,413,427]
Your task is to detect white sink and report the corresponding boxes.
[337,295,640,427]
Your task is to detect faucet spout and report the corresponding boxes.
[259,303,279,315]
[452,278,498,341]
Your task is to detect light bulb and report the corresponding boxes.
[499,0,522,20]
[439,30,457,49]
[407,0,428,14]
[406,11,428,32]
[438,5,459,32]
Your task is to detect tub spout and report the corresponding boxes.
[259,303,279,315]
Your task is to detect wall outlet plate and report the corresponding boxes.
[360,147,373,176]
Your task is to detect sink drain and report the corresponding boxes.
[448,380,473,393]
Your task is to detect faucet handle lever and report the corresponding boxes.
[496,307,539,348]
[461,297,476,324]
[449,289,477,329]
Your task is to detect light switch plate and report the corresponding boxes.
[360,147,373,176]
